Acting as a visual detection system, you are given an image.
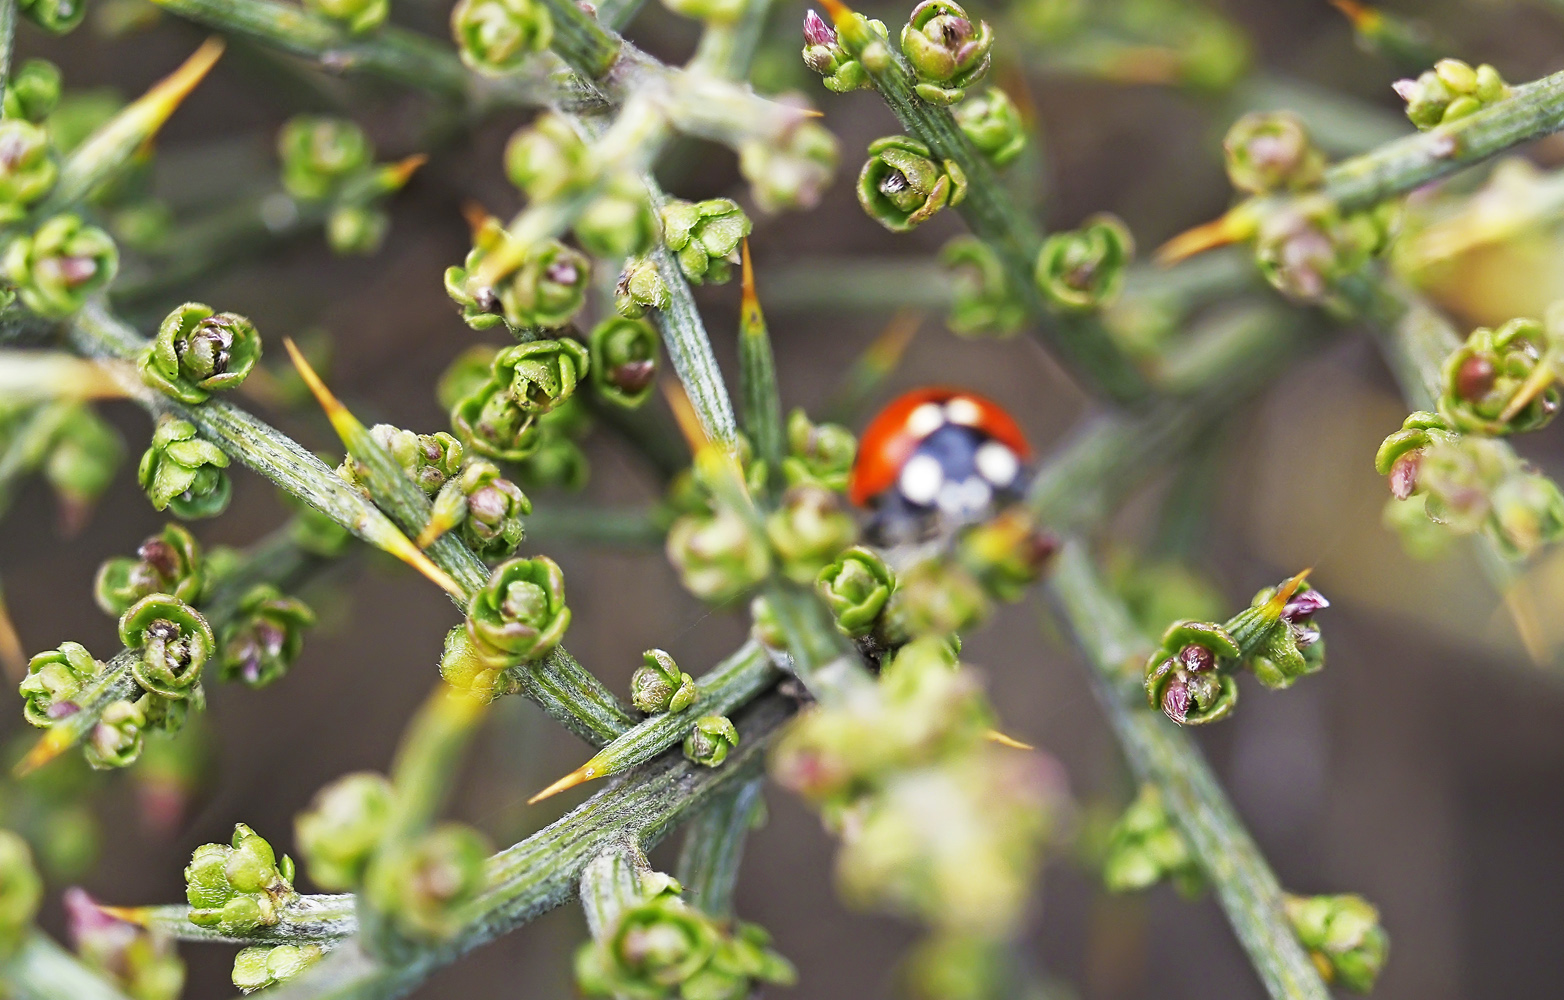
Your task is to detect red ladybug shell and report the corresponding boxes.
[849,388,1032,507]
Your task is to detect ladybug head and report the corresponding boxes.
[850,388,1033,543]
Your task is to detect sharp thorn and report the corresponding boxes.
[1155,214,1241,265]
[527,762,597,804]
[985,728,1034,751]
[282,336,362,443]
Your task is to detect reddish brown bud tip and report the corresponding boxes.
[1389,453,1420,501]
[1162,676,1190,723]
[1455,355,1496,402]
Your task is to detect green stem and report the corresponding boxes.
[540,0,622,79]
[579,841,644,939]
[118,895,358,946]
[1047,541,1330,1000]
[738,260,784,481]
[0,0,15,114]
[0,932,136,1000]
[524,504,665,547]
[675,775,764,920]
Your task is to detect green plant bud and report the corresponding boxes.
[294,771,395,891]
[1253,200,1394,303]
[816,545,895,637]
[85,698,145,768]
[466,555,572,661]
[493,337,590,416]
[304,0,388,34]
[1101,784,1203,897]
[1487,465,1564,559]
[1395,59,1509,130]
[660,0,741,24]
[1236,582,1328,689]
[1438,316,1559,435]
[19,0,85,33]
[576,174,657,259]
[499,240,591,330]
[94,524,204,617]
[883,557,991,640]
[957,507,1058,602]
[45,404,123,522]
[363,823,490,941]
[765,485,859,584]
[614,256,669,318]
[120,594,215,700]
[341,424,464,496]
[437,345,501,412]
[138,414,231,519]
[452,378,543,463]
[899,0,994,105]
[278,116,373,201]
[1223,111,1324,195]
[952,87,1025,167]
[1285,893,1389,992]
[940,235,1025,338]
[452,0,553,74]
[667,509,771,602]
[749,595,787,650]
[740,119,838,215]
[232,943,324,992]
[442,460,530,558]
[3,59,62,122]
[139,302,263,404]
[65,887,186,1000]
[857,135,967,233]
[681,713,735,766]
[326,202,390,256]
[802,10,883,92]
[630,648,697,714]
[3,213,118,317]
[218,584,315,689]
[588,316,659,408]
[780,408,855,494]
[1034,213,1133,312]
[0,119,57,222]
[1143,620,1241,726]
[661,198,752,285]
[575,893,720,996]
[504,113,588,200]
[0,831,41,957]
[185,824,294,933]
[19,640,101,727]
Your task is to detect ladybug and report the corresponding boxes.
[850,388,1033,542]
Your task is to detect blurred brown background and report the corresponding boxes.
[6,1,1564,997]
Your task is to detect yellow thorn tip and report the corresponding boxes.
[527,762,597,804]
[139,38,225,130]
[1155,214,1241,266]
[15,727,72,776]
[95,905,152,927]
[986,729,1034,751]
[282,337,362,444]
[1498,358,1558,424]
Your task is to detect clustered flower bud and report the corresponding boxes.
[95,523,205,617]
[740,118,839,215]
[1239,583,1328,689]
[0,119,57,223]
[661,198,752,285]
[816,545,895,637]
[883,557,991,640]
[278,116,373,202]
[782,408,856,493]
[232,943,324,992]
[139,302,263,404]
[452,378,543,463]
[899,0,995,105]
[1101,784,1204,897]
[218,584,316,689]
[294,771,395,890]
[0,831,42,958]
[445,220,590,331]
[138,414,232,519]
[589,316,659,408]
[1143,621,1240,726]
[121,594,215,701]
[1438,316,1560,436]
[666,508,771,602]
[1034,213,1134,312]
[765,484,859,583]
[495,337,591,414]
[185,824,297,935]
[1223,111,1325,195]
[3,58,62,122]
[957,506,1057,601]
[857,135,967,233]
[441,556,572,696]
[341,424,464,496]
[19,0,86,34]
[683,714,740,767]
[426,460,531,558]
[1395,58,1509,130]
[65,888,186,1000]
[1285,893,1389,993]
[575,871,795,999]
[86,699,146,769]
[451,0,554,75]
[614,256,669,318]
[19,640,101,727]
[942,235,1026,338]
[362,823,491,942]
[953,87,1026,168]
[575,174,657,259]
[3,213,118,317]
[304,0,388,34]
[631,648,697,714]
[802,9,881,93]
[505,114,588,200]
[1253,200,1397,303]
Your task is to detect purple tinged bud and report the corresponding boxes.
[1177,643,1214,673]
[1389,454,1420,501]
[1391,79,1419,102]
[48,700,80,718]
[803,10,835,46]
[545,259,579,286]
[1162,676,1190,723]
[1282,589,1330,622]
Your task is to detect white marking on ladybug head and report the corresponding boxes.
[937,475,992,517]
[945,396,982,426]
[974,440,1019,488]
[898,453,945,505]
[906,402,945,439]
